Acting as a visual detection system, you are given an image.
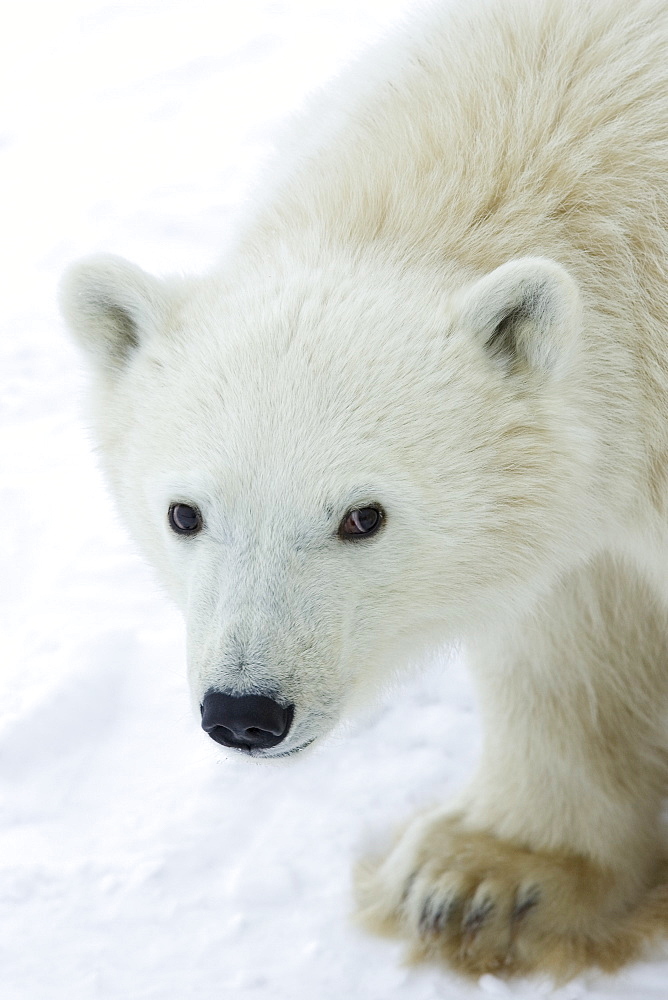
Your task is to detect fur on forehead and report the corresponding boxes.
[174,249,458,363]
[149,255,460,430]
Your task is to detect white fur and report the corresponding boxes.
[61,0,668,975]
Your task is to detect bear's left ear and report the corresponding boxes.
[60,253,169,375]
[457,257,581,378]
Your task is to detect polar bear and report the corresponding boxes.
[61,0,668,981]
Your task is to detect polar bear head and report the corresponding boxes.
[61,249,587,757]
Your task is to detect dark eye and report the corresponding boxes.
[168,502,203,535]
[338,505,384,540]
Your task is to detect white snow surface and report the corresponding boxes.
[2,2,668,998]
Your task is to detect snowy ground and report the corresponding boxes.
[2,2,668,998]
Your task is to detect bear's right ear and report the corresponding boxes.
[59,253,168,374]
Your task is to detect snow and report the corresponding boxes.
[1,1,667,997]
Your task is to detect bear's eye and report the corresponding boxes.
[338,505,384,540]
[168,502,203,535]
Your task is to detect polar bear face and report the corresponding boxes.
[61,249,587,756]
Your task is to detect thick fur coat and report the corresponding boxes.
[61,0,668,979]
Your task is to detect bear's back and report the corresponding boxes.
[248,0,667,288]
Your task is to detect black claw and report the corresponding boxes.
[513,886,540,921]
[418,891,459,935]
[432,901,452,933]
[400,872,417,906]
[418,894,437,934]
[463,896,495,933]
[430,906,446,932]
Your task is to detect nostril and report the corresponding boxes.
[200,691,294,751]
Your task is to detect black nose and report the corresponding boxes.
[200,691,294,751]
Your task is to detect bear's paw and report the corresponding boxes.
[355,813,668,981]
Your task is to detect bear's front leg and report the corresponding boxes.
[357,557,668,979]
